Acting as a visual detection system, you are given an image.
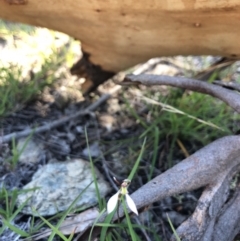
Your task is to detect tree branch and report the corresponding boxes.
[123,74,240,113]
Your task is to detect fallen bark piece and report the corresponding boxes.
[33,208,99,240]
[212,187,240,241]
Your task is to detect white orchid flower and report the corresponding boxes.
[107,191,120,214]
[107,179,138,215]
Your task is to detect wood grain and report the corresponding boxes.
[1,0,240,72]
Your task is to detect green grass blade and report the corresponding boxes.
[4,188,9,220]
[88,208,106,241]
[99,210,116,241]
[37,215,69,241]
[128,137,146,180]
[167,213,181,241]
[124,97,148,129]
[149,126,159,180]
[122,199,137,241]
[2,219,29,237]
[48,180,94,241]
[84,127,103,210]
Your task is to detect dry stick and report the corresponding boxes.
[2,92,113,143]
[123,74,240,114]
[129,135,240,214]
[121,74,240,201]
[134,216,152,241]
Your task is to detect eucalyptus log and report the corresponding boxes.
[1,0,240,73]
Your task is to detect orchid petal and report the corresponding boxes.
[107,191,119,214]
[126,194,138,215]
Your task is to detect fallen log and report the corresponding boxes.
[1,0,240,73]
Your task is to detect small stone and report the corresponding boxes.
[82,142,100,158]
[17,138,43,164]
[76,126,84,133]
[17,158,110,216]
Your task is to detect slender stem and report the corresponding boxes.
[117,198,120,224]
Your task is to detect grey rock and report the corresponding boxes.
[17,159,110,216]
[17,138,43,164]
[82,142,100,158]
[163,211,186,227]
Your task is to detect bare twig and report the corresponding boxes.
[134,216,152,241]
[123,74,240,113]
[2,93,113,143]
[194,57,235,80]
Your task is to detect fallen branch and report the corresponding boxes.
[78,74,240,241]
[123,74,240,113]
[79,135,240,241]
[131,135,240,212]
[118,74,240,240]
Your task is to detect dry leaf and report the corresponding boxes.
[33,208,99,240]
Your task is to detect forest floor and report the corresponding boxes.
[1,20,240,241]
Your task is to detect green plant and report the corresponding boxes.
[0,48,65,117]
[0,187,32,238]
[91,139,147,241]
[35,181,94,241]
[125,87,235,168]
[0,20,74,117]
[7,133,33,170]
[167,213,181,241]
[0,20,35,35]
